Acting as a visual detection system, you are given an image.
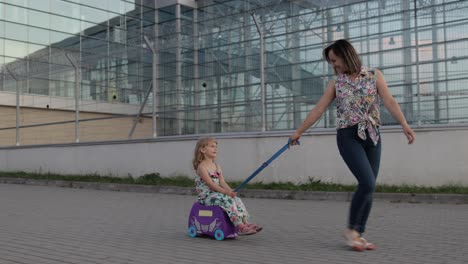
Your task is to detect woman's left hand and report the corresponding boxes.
[402,125,415,144]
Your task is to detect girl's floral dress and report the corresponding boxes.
[194,169,249,226]
[335,66,381,145]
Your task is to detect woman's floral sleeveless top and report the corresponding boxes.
[335,66,381,145]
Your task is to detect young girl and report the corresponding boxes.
[192,137,262,236]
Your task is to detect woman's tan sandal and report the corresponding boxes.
[360,237,376,250]
[343,232,365,251]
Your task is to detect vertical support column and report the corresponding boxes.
[227,22,233,131]
[320,9,330,128]
[288,3,301,129]
[74,60,81,143]
[15,73,20,146]
[413,0,421,126]
[343,5,350,39]
[193,8,199,134]
[366,1,371,67]
[326,9,335,127]
[153,9,159,138]
[402,0,414,123]
[243,4,253,131]
[15,73,21,146]
[65,51,80,143]
[6,67,20,146]
[321,9,327,127]
[442,3,449,122]
[378,2,383,68]
[430,0,439,123]
[216,75,221,132]
[252,13,266,132]
[175,4,183,135]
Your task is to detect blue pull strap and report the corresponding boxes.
[234,139,299,192]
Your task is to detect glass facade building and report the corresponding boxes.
[0,0,467,145]
[0,0,154,101]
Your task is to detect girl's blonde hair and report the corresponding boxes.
[323,39,362,75]
[192,137,217,170]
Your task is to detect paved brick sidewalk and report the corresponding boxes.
[0,184,466,264]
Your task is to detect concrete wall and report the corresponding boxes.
[0,126,467,186]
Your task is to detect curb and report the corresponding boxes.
[1,177,467,204]
[238,189,468,204]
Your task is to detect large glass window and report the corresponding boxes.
[1,0,467,142]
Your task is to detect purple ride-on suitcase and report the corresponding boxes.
[187,202,237,240]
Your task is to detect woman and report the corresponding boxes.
[290,39,415,251]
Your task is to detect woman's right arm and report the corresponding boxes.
[290,80,336,143]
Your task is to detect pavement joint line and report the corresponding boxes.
[0,177,467,204]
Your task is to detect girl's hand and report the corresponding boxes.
[402,124,415,144]
[225,190,237,198]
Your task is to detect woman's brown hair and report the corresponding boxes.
[323,39,362,75]
[192,137,217,170]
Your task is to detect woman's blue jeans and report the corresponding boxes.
[337,125,381,234]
